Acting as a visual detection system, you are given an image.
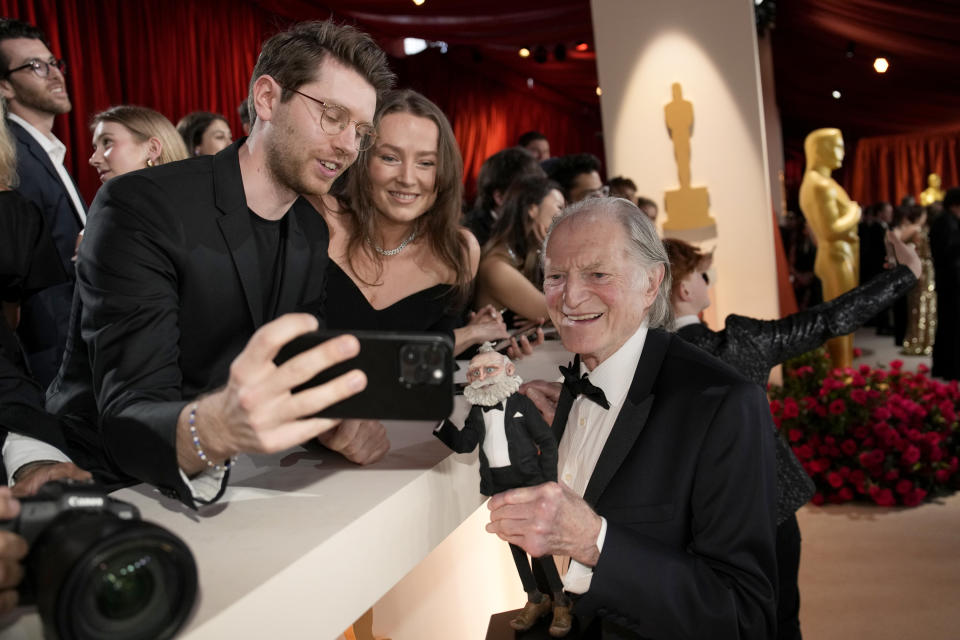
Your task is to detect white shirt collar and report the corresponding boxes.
[674,314,702,330]
[8,112,66,163]
[578,320,648,408]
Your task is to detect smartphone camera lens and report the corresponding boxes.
[401,346,419,365]
[424,345,444,366]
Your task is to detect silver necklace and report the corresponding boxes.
[370,228,417,256]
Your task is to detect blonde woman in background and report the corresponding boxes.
[89,105,188,182]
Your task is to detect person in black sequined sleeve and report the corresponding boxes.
[665,233,921,640]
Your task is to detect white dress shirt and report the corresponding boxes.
[673,314,701,330]
[3,427,225,503]
[481,406,512,468]
[8,113,86,225]
[559,321,649,593]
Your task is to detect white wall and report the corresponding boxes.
[592,0,780,324]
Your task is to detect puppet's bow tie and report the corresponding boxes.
[480,402,504,413]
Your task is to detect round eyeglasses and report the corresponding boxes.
[3,57,66,79]
[283,86,377,151]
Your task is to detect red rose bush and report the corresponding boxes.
[769,349,960,507]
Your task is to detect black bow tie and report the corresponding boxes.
[559,360,610,410]
[480,402,504,413]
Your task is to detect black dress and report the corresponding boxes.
[324,260,461,338]
[931,211,960,380]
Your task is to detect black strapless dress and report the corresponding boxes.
[324,260,461,340]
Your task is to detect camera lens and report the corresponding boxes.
[401,346,419,365]
[424,345,444,366]
[30,513,197,640]
[94,551,157,620]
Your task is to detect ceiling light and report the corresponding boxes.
[832,90,841,99]
[596,86,602,97]
[873,57,889,73]
[403,38,427,56]
[412,0,425,5]
[519,47,530,58]
[575,42,589,52]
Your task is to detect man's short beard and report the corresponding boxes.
[464,373,522,407]
[265,123,319,196]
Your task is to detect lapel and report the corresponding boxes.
[8,119,60,185]
[581,328,672,507]
[7,119,86,223]
[274,197,312,314]
[213,142,263,328]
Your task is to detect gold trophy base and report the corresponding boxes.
[663,186,716,231]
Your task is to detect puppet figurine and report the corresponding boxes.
[435,343,570,637]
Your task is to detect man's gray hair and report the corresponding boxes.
[542,197,674,329]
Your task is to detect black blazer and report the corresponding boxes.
[676,264,917,522]
[555,329,777,640]
[45,141,330,507]
[7,118,86,386]
[435,392,558,495]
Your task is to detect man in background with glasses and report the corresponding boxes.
[5,21,398,509]
[0,19,85,389]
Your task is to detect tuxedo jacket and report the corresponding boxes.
[557,329,777,640]
[435,392,558,496]
[676,264,916,523]
[7,118,86,386]
[45,141,330,507]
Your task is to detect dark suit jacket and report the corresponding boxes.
[676,264,917,523]
[930,211,960,379]
[435,392,557,495]
[556,329,777,640]
[44,141,330,507]
[7,118,86,386]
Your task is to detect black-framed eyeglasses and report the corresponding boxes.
[3,57,66,79]
[282,85,376,151]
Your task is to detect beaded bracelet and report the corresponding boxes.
[188,403,234,472]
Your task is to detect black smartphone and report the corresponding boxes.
[274,330,454,420]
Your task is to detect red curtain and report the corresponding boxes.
[849,129,960,206]
[1,0,281,204]
[1,0,603,205]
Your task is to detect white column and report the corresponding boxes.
[591,0,780,325]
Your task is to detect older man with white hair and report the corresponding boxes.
[488,198,778,639]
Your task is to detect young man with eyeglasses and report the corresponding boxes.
[5,21,399,509]
[0,19,85,388]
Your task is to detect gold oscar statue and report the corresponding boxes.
[663,83,715,231]
[919,173,945,206]
[799,128,860,369]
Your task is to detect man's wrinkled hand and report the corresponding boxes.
[0,488,28,613]
[486,481,602,566]
[520,380,561,424]
[316,418,390,465]
[11,462,92,498]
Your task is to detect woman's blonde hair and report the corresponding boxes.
[91,105,189,165]
[0,99,19,188]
